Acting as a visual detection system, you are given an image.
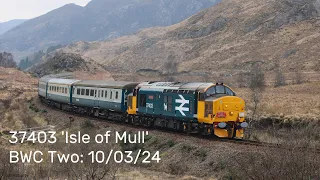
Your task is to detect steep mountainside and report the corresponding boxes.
[0,0,220,53]
[60,0,320,82]
[0,19,27,35]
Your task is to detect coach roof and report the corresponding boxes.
[48,78,80,85]
[73,80,139,89]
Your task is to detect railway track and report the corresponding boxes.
[38,100,320,154]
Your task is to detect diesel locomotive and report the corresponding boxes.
[38,77,247,139]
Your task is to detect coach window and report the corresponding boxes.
[105,91,108,99]
[77,88,80,95]
[86,89,89,96]
[81,89,85,95]
[110,91,113,99]
[116,92,119,99]
[101,90,104,98]
[139,94,146,107]
[90,90,94,97]
[65,88,68,94]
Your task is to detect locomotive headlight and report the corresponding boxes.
[218,122,227,128]
[240,122,249,128]
[239,112,245,118]
[229,111,234,116]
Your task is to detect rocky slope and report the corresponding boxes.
[0,0,220,53]
[28,52,108,77]
[59,0,320,83]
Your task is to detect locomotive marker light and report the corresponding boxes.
[175,95,189,116]
[239,112,245,118]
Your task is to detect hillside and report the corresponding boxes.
[28,52,109,77]
[0,19,27,35]
[0,0,220,54]
[59,0,320,83]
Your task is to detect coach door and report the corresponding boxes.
[94,89,100,107]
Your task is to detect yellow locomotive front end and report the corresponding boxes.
[197,83,247,139]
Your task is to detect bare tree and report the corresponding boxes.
[274,59,286,87]
[246,63,265,139]
[0,52,17,68]
[237,72,248,88]
[67,128,122,180]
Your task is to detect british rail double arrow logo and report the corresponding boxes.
[175,95,189,116]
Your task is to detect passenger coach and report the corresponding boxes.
[72,81,139,116]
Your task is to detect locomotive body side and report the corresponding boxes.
[128,82,247,138]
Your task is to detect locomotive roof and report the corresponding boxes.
[138,82,215,92]
[73,80,139,89]
[48,78,80,85]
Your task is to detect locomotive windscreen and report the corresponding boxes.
[205,85,235,97]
